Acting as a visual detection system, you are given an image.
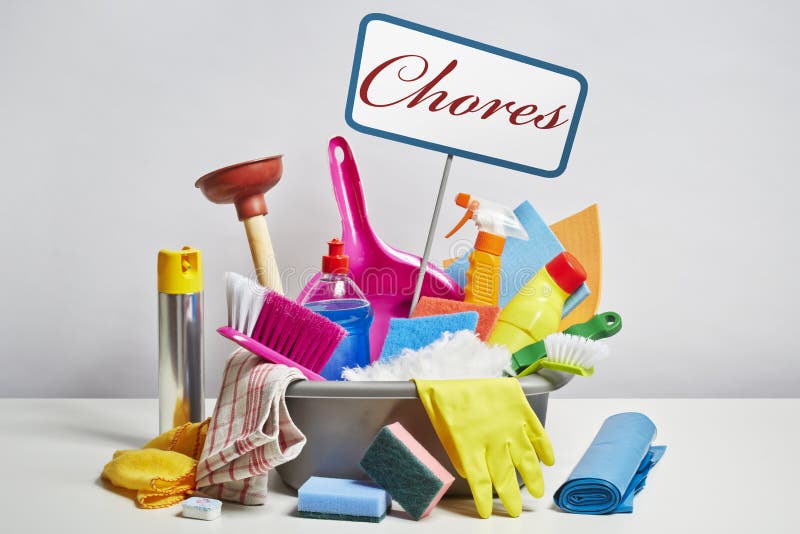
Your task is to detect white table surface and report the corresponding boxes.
[1,398,796,533]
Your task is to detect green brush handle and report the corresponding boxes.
[517,359,596,377]
[563,311,622,340]
[514,358,543,377]
[510,311,622,376]
[540,360,595,376]
[509,341,548,375]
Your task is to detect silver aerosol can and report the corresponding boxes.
[157,246,204,433]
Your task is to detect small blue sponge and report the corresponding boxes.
[297,476,392,523]
[445,200,590,314]
[379,312,479,361]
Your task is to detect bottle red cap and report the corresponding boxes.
[545,252,587,294]
[322,238,349,275]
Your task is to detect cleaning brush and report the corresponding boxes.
[516,333,610,377]
[218,272,347,380]
[508,312,622,375]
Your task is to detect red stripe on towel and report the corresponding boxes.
[204,351,239,467]
[222,354,250,449]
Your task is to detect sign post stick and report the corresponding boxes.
[409,153,454,316]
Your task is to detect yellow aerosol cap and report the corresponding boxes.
[158,246,203,294]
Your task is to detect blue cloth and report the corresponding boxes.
[444,201,590,314]
[553,412,666,514]
[379,312,479,361]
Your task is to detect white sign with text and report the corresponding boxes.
[345,14,588,177]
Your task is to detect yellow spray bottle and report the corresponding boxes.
[445,193,528,306]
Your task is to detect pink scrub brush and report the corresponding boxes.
[219,272,346,380]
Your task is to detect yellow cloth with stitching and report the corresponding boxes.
[414,378,554,518]
[101,419,209,509]
[143,418,209,460]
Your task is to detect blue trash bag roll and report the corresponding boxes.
[553,412,666,514]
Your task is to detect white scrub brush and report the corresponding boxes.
[517,333,610,377]
[342,330,511,381]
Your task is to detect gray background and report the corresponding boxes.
[1,1,797,398]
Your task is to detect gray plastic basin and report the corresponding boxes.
[276,371,572,495]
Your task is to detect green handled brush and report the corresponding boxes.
[517,333,610,377]
[508,311,622,376]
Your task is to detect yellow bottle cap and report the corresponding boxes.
[158,246,203,294]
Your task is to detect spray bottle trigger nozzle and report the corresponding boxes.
[445,208,474,238]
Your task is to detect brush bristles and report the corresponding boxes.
[225,272,268,336]
[543,333,610,369]
[224,272,347,373]
[251,291,347,373]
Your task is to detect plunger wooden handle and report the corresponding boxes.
[243,215,283,294]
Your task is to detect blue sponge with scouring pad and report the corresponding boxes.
[379,312,479,361]
[445,200,590,314]
[297,476,392,523]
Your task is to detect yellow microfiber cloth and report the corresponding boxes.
[143,418,209,460]
[101,419,209,509]
[550,204,602,329]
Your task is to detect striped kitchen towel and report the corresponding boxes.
[196,349,306,504]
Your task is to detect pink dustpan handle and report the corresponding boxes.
[307,136,464,363]
[217,326,325,381]
[328,136,380,250]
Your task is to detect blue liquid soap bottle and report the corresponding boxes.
[300,238,373,380]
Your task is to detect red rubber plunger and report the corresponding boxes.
[195,155,283,220]
[195,155,285,292]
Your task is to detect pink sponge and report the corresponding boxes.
[412,296,500,341]
[359,422,454,520]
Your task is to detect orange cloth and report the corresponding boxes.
[550,204,602,329]
[101,419,210,509]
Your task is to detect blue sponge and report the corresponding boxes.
[379,312,479,361]
[445,200,590,314]
[297,476,392,523]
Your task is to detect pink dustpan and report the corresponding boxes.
[298,137,464,361]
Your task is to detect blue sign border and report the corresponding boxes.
[344,13,588,178]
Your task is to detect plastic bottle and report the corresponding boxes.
[445,193,528,306]
[464,232,505,306]
[488,251,587,354]
[300,238,373,380]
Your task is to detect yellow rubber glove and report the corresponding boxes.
[414,378,554,518]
